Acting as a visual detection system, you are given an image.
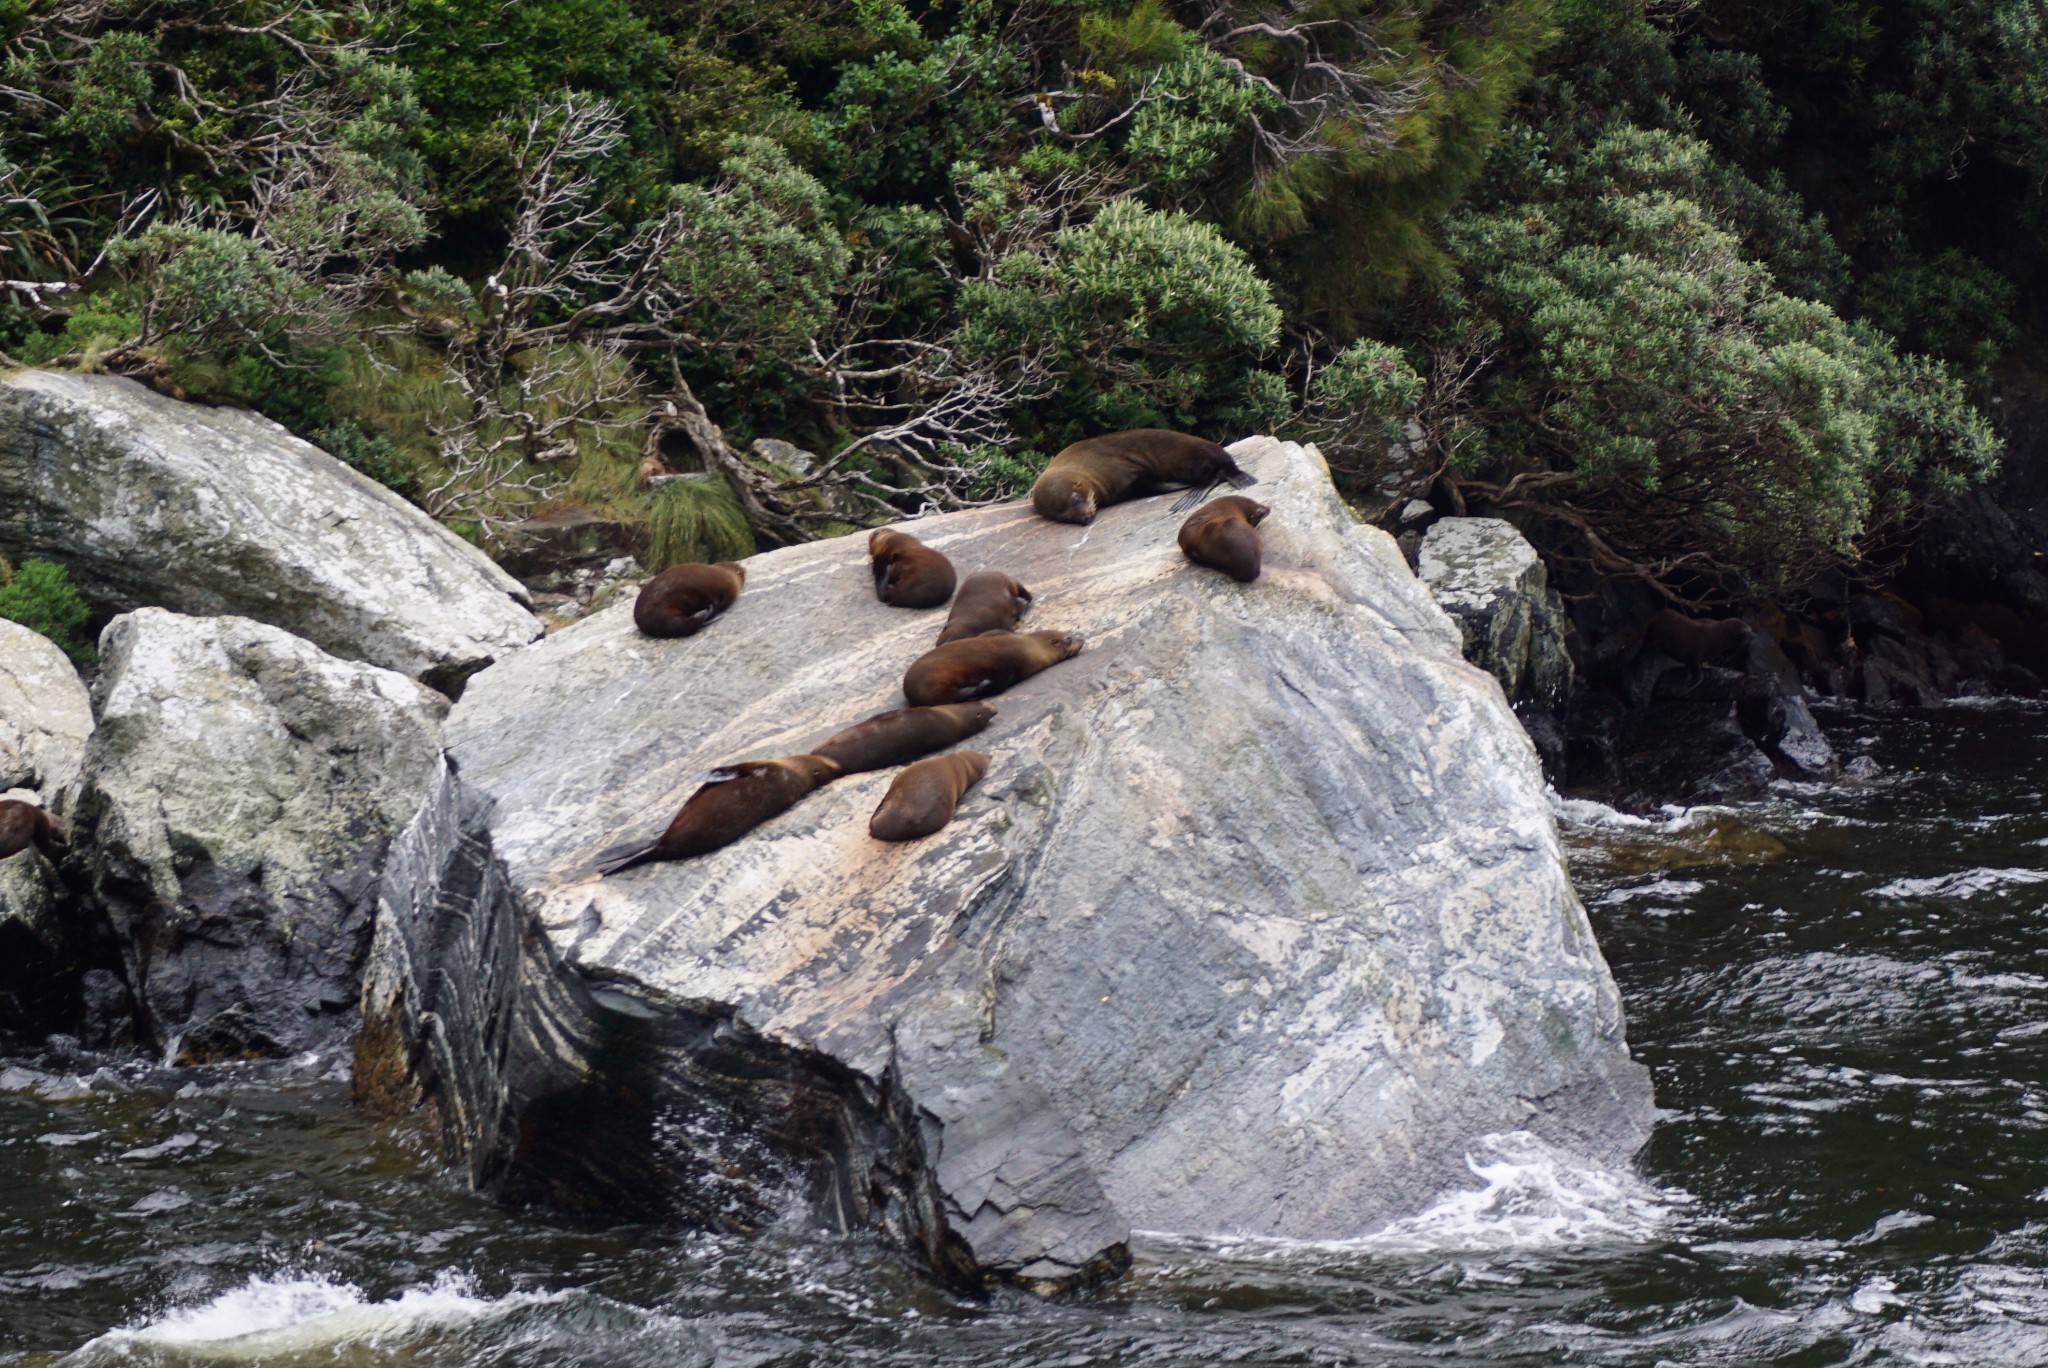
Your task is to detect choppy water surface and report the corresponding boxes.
[4,704,2046,1366]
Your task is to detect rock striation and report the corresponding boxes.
[74,608,447,1059]
[0,369,540,693]
[360,437,1654,1293]
[0,616,92,804]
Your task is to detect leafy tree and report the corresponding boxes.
[0,560,95,666]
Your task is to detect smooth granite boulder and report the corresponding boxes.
[360,437,1654,1294]
[0,616,92,803]
[0,369,540,693]
[1418,516,1574,709]
[74,609,446,1058]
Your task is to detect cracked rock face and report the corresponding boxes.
[0,370,540,692]
[1418,517,1574,709]
[74,609,447,1059]
[364,437,1653,1292]
[0,616,92,804]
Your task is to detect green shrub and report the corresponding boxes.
[0,559,95,666]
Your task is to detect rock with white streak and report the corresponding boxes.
[0,616,92,803]
[0,370,540,693]
[360,437,1654,1294]
[73,609,446,1058]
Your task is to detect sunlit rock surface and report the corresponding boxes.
[0,370,540,692]
[0,616,92,804]
[363,437,1654,1293]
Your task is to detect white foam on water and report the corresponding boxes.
[62,1271,558,1363]
[1142,1131,1685,1262]
[1871,867,2048,900]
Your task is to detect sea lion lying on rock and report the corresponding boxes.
[597,755,841,874]
[869,530,957,609]
[1178,495,1270,582]
[1030,430,1255,525]
[1645,609,1755,668]
[634,562,746,638]
[869,751,989,842]
[936,572,1032,644]
[809,702,996,774]
[0,799,64,861]
[902,630,1084,706]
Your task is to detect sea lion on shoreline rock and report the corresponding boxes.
[1645,609,1756,668]
[869,750,989,842]
[936,572,1033,644]
[1030,430,1256,525]
[0,799,63,861]
[597,755,841,874]
[903,630,1084,706]
[634,561,746,638]
[869,530,957,609]
[810,702,997,774]
[1178,495,1270,582]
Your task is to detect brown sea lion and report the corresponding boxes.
[0,799,63,862]
[1177,495,1270,582]
[902,630,1084,706]
[1645,609,1755,668]
[869,529,957,609]
[935,572,1033,645]
[809,701,997,774]
[869,750,990,842]
[1029,430,1256,525]
[597,754,841,874]
[634,562,746,638]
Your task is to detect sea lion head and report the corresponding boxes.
[948,700,999,728]
[787,754,843,786]
[715,561,746,585]
[1035,630,1085,662]
[1036,470,1098,524]
[1238,498,1271,526]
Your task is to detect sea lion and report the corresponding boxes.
[1029,430,1256,525]
[0,799,63,862]
[596,754,841,874]
[1177,495,1270,582]
[809,701,997,774]
[935,572,1033,644]
[633,561,746,638]
[1645,609,1755,668]
[869,529,957,609]
[902,630,1083,706]
[869,750,990,842]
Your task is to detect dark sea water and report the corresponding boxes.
[3,703,2046,1366]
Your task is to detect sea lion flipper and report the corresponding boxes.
[1170,480,1219,514]
[595,842,658,877]
[1224,469,1258,490]
[689,766,749,785]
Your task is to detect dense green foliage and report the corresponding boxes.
[0,559,95,666]
[0,0,2032,597]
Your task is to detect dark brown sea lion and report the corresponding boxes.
[597,754,841,874]
[1029,430,1256,525]
[1645,609,1755,668]
[809,701,997,774]
[935,572,1033,645]
[1177,495,1270,582]
[869,750,990,842]
[869,529,957,609]
[633,562,746,638]
[0,799,63,862]
[902,630,1084,706]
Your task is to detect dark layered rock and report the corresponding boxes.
[357,436,1654,1294]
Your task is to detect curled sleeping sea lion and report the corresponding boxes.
[869,529,957,609]
[0,799,64,862]
[634,561,746,638]
[809,701,996,774]
[869,750,990,842]
[1178,495,1270,582]
[902,630,1084,707]
[1645,609,1755,668]
[1029,430,1256,525]
[596,754,841,874]
[935,572,1032,645]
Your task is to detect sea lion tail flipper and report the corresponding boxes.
[595,842,658,877]
[688,766,748,785]
[1224,468,1259,490]
[1170,479,1220,514]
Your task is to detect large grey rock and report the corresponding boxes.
[0,616,92,803]
[361,437,1653,1293]
[0,843,71,1034]
[0,370,541,692]
[75,609,446,1059]
[1418,517,1574,708]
